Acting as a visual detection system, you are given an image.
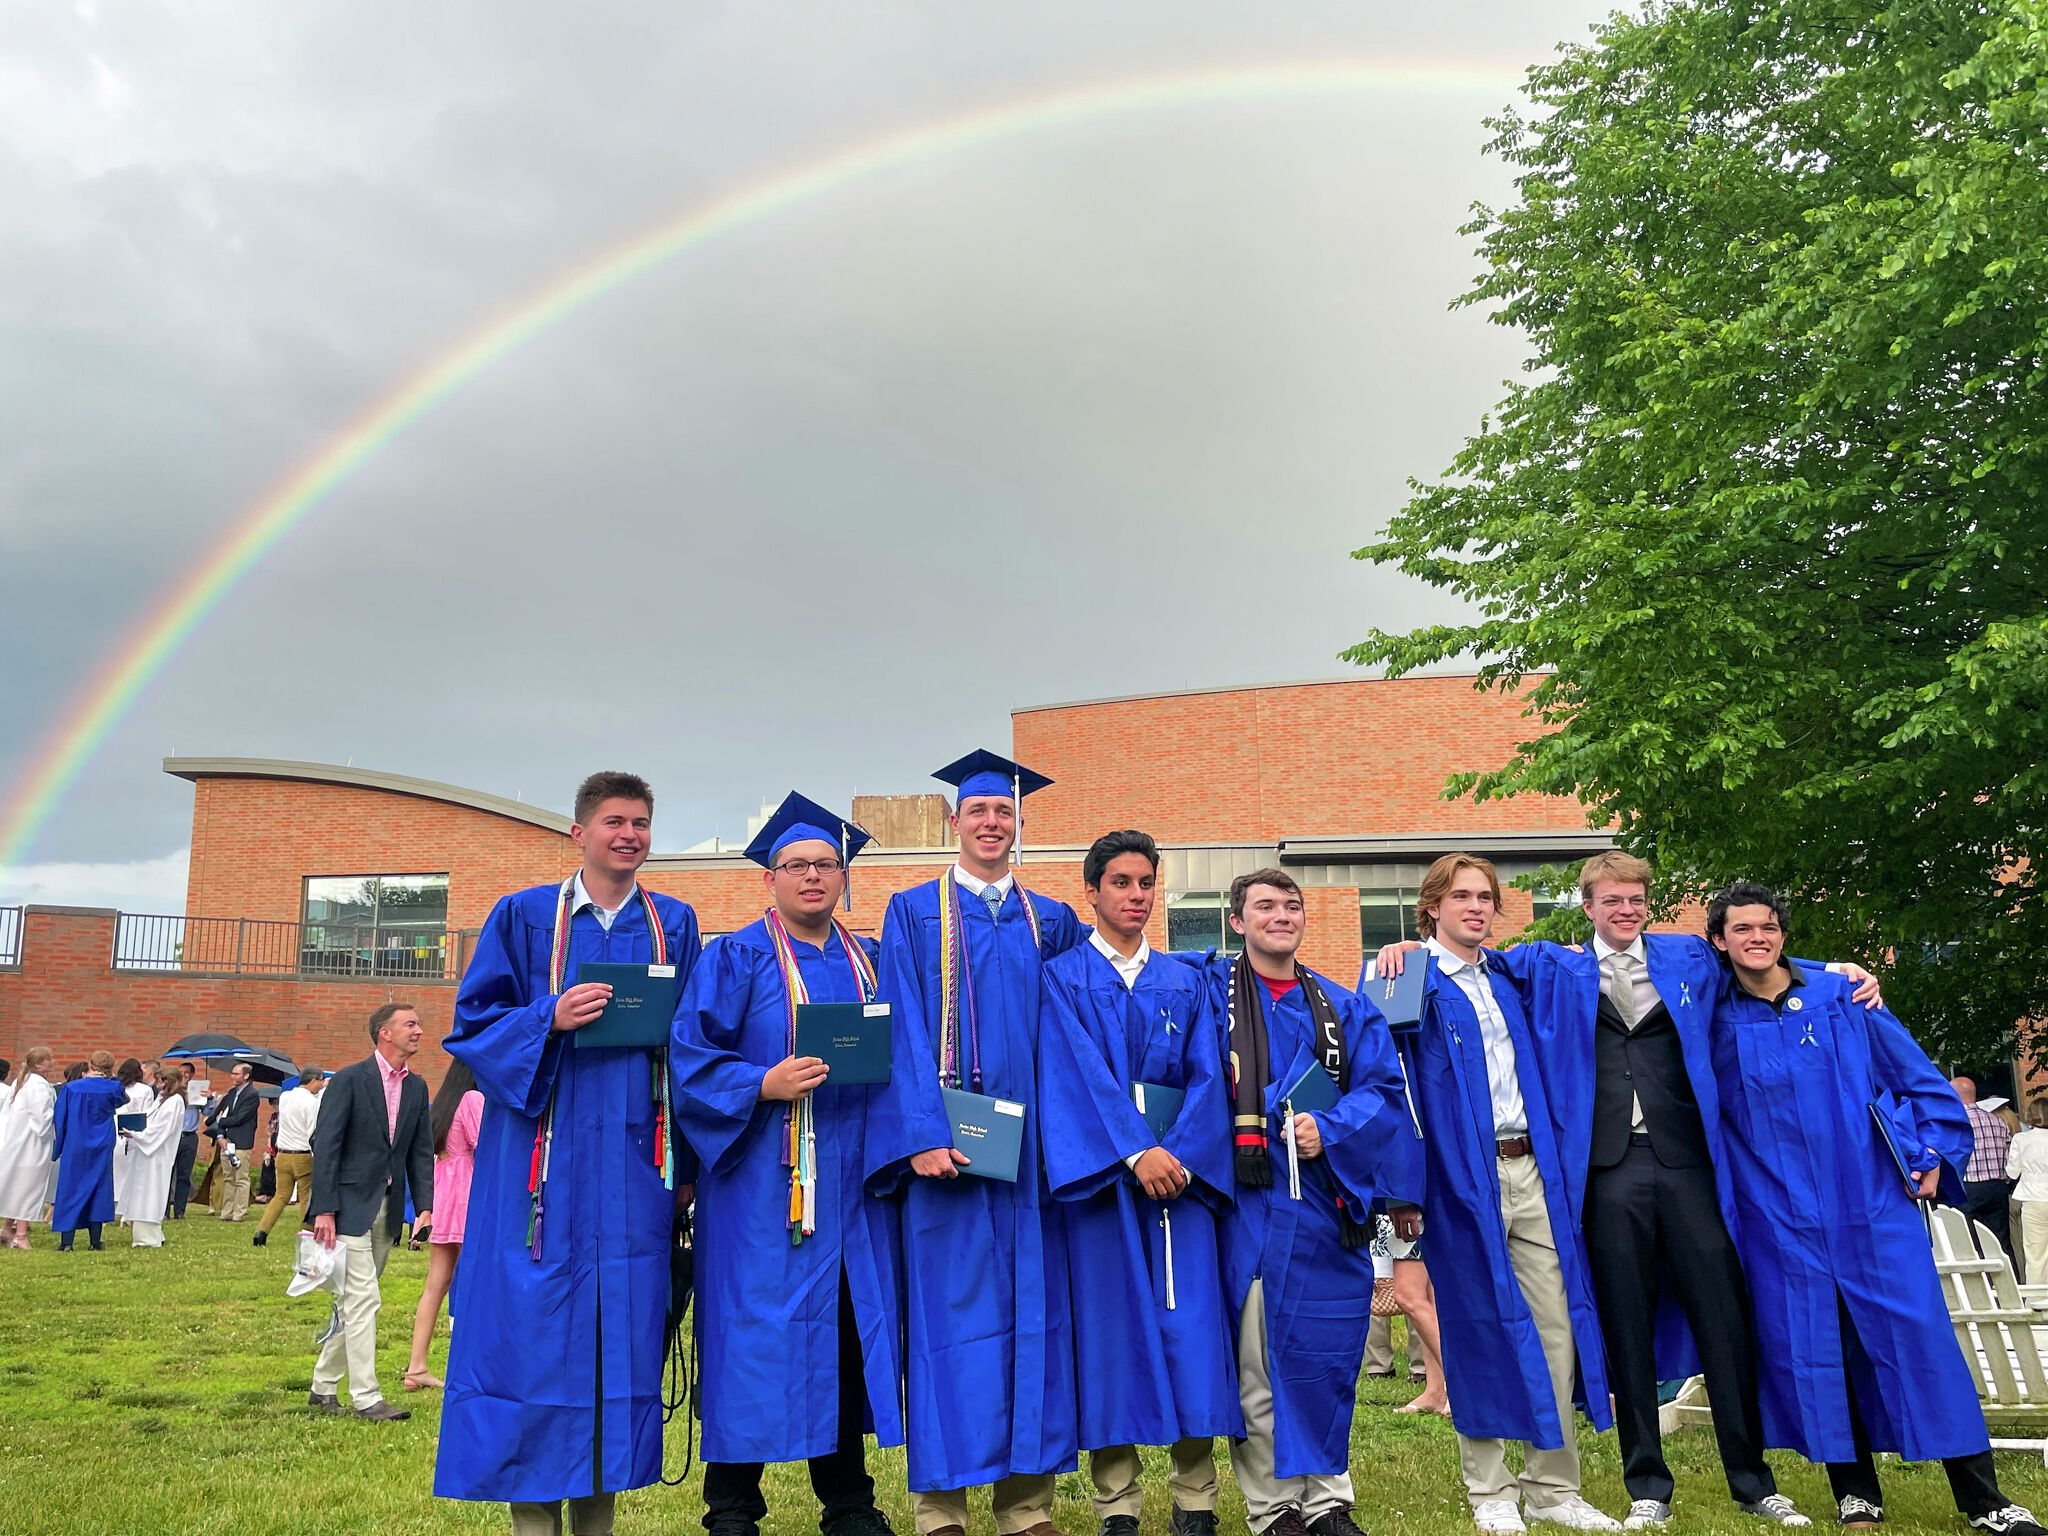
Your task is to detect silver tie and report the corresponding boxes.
[1602,950,1638,1030]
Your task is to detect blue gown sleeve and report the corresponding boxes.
[1861,1000,1973,1172]
[1162,976,1234,1208]
[863,891,952,1196]
[448,894,564,1119]
[669,938,773,1177]
[1317,990,1423,1209]
[1040,898,1084,960]
[1038,966,1157,1201]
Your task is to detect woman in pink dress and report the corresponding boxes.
[404,1058,481,1391]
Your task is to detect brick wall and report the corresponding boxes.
[1014,673,1582,845]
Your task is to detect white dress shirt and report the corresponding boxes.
[275,1084,321,1154]
[1088,929,1151,990]
[571,870,640,931]
[950,865,1015,902]
[1426,937,1526,1136]
[2009,1127,2048,1203]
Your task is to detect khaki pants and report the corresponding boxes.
[258,1151,314,1235]
[214,1145,251,1221]
[1230,1278,1354,1532]
[911,1474,1056,1535]
[312,1197,394,1410]
[509,1495,615,1535]
[2021,1201,2048,1286]
[1456,1153,1581,1512]
[1091,1439,1217,1517]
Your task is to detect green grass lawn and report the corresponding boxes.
[0,1207,2041,1536]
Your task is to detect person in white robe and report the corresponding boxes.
[110,1061,154,1222]
[125,1066,188,1248]
[0,1049,58,1247]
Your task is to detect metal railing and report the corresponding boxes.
[0,906,20,968]
[112,913,457,980]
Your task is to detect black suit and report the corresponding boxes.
[1583,986,1775,1506]
[309,1054,433,1239]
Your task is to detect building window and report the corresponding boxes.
[302,874,451,977]
[1529,886,1573,925]
[1165,892,1244,954]
[1360,889,1419,953]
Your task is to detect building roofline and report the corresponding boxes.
[163,757,574,836]
[1011,669,1517,717]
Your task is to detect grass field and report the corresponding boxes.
[1,1205,2041,1536]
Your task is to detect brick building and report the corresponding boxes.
[1,674,1607,1090]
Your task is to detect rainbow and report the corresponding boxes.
[0,55,1523,869]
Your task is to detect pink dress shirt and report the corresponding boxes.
[374,1049,409,1142]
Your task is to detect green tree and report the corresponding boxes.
[1347,0,2048,1065]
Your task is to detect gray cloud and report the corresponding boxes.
[1,1,1615,867]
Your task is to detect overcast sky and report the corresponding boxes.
[0,1,1617,910]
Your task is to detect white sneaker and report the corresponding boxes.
[1623,1500,1671,1529]
[1475,1500,1528,1535]
[1529,1499,1623,1532]
[1739,1495,1811,1527]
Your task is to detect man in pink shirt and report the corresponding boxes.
[308,1002,436,1421]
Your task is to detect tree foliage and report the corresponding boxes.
[1347,0,2048,1065]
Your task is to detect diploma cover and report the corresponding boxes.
[943,1086,1024,1182]
[1279,1060,1341,1117]
[1359,958,1427,1030]
[571,961,680,1049]
[1132,1080,1185,1140]
[117,1112,149,1133]
[1869,1096,1966,1206]
[794,1001,892,1085]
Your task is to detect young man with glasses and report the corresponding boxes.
[437,772,702,1536]
[671,793,901,1536]
[866,750,1083,1536]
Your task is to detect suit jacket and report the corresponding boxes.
[309,1053,434,1239]
[207,1083,260,1148]
[1589,992,1712,1170]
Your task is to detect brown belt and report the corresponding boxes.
[1496,1136,1532,1160]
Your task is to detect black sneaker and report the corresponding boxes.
[1310,1513,1368,1536]
[1971,1508,2046,1536]
[1265,1510,1316,1536]
[1173,1510,1221,1536]
[252,1230,267,1247]
[1101,1518,1141,1536]
[823,1510,895,1536]
[1836,1496,1883,1529]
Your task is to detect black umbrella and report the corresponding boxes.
[162,1031,252,1059]
[231,1048,298,1086]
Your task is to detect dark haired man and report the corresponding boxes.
[1703,882,2041,1536]
[205,1061,259,1221]
[866,750,1083,1536]
[307,1003,433,1420]
[1174,868,1419,1536]
[672,793,902,1536]
[1039,830,1238,1536]
[438,771,702,1536]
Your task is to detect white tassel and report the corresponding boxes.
[1284,1103,1301,1200]
[1162,1207,1176,1311]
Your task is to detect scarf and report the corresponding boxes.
[935,867,1040,1091]
[1226,953,1368,1246]
[764,907,877,1244]
[528,877,672,1260]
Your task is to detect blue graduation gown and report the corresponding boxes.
[1486,934,1735,1383]
[1409,953,1611,1446]
[670,919,906,1464]
[1038,942,1242,1450]
[865,877,1083,1492]
[51,1077,123,1229]
[436,885,701,1504]
[1707,965,1986,1462]
[1177,953,1422,1479]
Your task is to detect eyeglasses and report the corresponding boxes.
[774,858,844,877]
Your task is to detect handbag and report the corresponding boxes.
[1371,1276,1400,1317]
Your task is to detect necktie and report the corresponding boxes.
[1602,950,1638,1029]
[981,884,1005,921]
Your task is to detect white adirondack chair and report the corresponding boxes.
[1927,1203,2048,1462]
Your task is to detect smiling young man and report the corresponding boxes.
[1704,882,2041,1536]
[670,792,902,1536]
[437,772,702,1536]
[865,750,1084,1536]
[1175,869,1419,1536]
[1038,830,1238,1536]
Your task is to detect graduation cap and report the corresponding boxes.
[744,791,873,911]
[932,749,1053,865]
